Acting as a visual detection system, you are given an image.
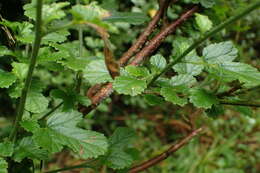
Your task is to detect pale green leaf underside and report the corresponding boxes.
[113,76,147,96]
[195,13,212,33]
[25,92,49,113]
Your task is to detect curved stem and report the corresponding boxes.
[9,0,43,142]
[148,1,260,86]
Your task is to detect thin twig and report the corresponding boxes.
[220,100,260,107]
[119,0,171,66]
[129,127,203,173]
[217,85,242,98]
[129,5,199,66]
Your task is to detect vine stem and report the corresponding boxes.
[9,0,43,142]
[148,1,260,86]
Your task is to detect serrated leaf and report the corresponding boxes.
[150,54,166,72]
[83,60,112,85]
[113,76,147,96]
[13,137,49,162]
[11,62,28,80]
[105,127,136,169]
[0,70,17,88]
[25,92,49,113]
[209,62,260,86]
[0,158,8,173]
[203,41,237,64]
[103,12,148,25]
[195,13,212,33]
[24,1,69,24]
[125,66,149,78]
[189,89,218,109]
[161,87,187,106]
[30,111,108,159]
[20,120,40,132]
[42,30,70,44]
[170,74,196,87]
[37,47,65,63]
[0,141,14,157]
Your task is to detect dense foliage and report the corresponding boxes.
[0,0,260,172]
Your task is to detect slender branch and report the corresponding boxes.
[9,0,43,142]
[44,161,95,173]
[148,1,260,85]
[129,5,198,66]
[220,100,260,107]
[129,127,203,173]
[119,0,171,66]
[217,85,242,98]
[40,102,63,121]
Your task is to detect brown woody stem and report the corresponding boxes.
[129,127,203,173]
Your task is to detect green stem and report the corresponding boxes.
[45,161,95,173]
[40,102,63,121]
[9,0,43,142]
[220,100,260,107]
[148,1,260,86]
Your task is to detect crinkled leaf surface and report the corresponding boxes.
[25,92,49,113]
[24,111,108,159]
[83,60,112,85]
[195,13,212,33]
[189,88,218,109]
[203,41,237,64]
[125,66,149,78]
[11,62,28,80]
[170,74,196,87]
[105,127,136,169]
[161,87,187,106]
[0,70,17,88]
[0,141,14,157]
[13,137,49,162]
[150,54,166,73]
[113,76,147,96]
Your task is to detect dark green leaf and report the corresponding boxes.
[161,87,187,106]
[103,12,148,25]
[189,89,218,109]
[0,141,14,157]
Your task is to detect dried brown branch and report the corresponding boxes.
[119,0,171,66]
[130,5,198,66]
[128,127,203,173]
[81,6,198,114]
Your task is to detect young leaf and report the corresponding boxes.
[189,88,218,109]
[150,54,167,73]
[0,70,17,88]
[13,137,49,162]
[0,141,14,157]
[83,60,112,85]
[105,127,137,169]
[203,41,237,64]
[26,111,108,159]
[0,157,8,173]
[125,66,150,78]
[113,76,147,96]
[103,12,148,25]
[11,62,28,80]
[195,13,212,33]
[161,87,187,106]
[25,92,49,113]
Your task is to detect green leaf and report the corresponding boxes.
[25,92,49,113]
[42,30,70,44]
[113,76,147,96]
[13,137,49,162]
[83,60,112,85]
[144,94,164,106]
[189,89,218,109]
[0,70,17,88]
[30,111,108,159]
[20,120,40,132]
[105,127,136,169]
[203,41,237,64]
[0,46,13,57]
[234,106,252,117]
[125,66,149,78]
[206,105,224,118]
[0,141,14,157]
[37,47,65,63]
[11,62,28,80]
[103,12,148,25]
[208,62,260,86]
[0,158,8,173]
[170,74,196,87]
[161,87,187,106]
[24,1,69,24]
[200,0,216,8]
[195,13,212,33]
[150,54,167,72]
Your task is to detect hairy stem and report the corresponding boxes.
[9,0,43,142]
[149,1,260,85]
